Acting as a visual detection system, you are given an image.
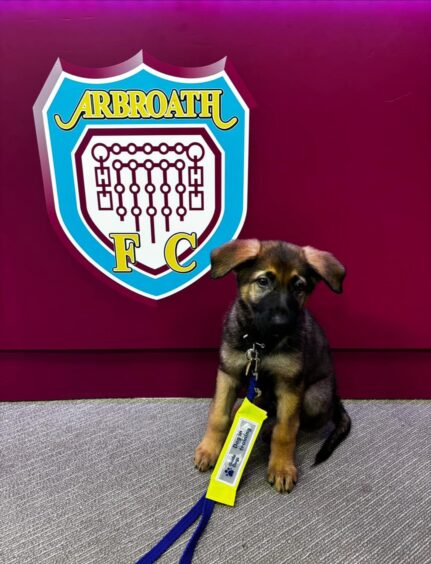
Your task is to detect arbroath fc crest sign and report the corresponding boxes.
[34,52,251,299]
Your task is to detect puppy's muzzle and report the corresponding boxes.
[271,312,290,331]
[254,307,291,340]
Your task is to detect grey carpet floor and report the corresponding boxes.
[0,399,430,564]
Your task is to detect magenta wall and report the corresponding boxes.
[1,1,430,400]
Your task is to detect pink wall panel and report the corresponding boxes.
[1,2,430,399]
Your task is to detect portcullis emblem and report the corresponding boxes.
[34,52,251,299]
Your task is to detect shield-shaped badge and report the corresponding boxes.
[34,52,251,299]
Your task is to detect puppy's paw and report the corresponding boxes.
[194,440,221,472]
[267,461,298,493]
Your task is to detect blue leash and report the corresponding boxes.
[135,494,215,564]
[136,373,258,564]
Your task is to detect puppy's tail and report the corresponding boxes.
[314,396,351,465]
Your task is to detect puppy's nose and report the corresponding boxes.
[271,313,289,329]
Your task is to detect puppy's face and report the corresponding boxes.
[236,242,317,338]
[211,240,345,341]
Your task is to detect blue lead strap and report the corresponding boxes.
[136,371,258,564]
[178,497,215,564]
[136,495,215,564]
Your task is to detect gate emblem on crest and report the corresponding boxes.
[75,128,221,275]
[34,52,251,299]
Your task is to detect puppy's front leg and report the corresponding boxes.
[194,369,239,472]
[268,383,301,493]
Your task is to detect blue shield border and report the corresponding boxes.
[33,52,252,300]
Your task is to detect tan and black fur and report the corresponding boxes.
[194,239,351,493]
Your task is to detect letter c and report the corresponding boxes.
[164,232,197,273]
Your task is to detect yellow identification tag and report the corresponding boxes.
[206,398,267,507]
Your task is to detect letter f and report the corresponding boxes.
[109,233,141,272]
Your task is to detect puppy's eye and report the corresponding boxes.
[256,276,270,288]
[293,278,306,293]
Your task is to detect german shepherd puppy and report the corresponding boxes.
[194,239,351,493]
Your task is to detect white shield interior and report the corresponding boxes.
[75,130,219,274]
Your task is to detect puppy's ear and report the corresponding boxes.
[303,246,346,293]
[210,239,261,279]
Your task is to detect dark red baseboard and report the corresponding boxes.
[0,350,430,401]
